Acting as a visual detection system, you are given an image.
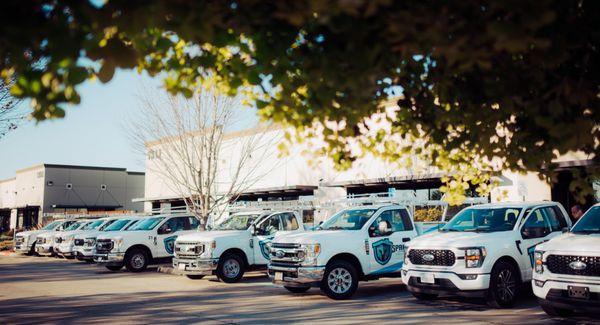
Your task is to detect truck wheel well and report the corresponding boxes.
[222,248,248,267]
[328,253,364,276]
[493,256,522,283]
[126,244,153,260]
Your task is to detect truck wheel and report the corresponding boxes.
[411,292,438,300]
[538,299,573,317]
[485,260,520,308]
[124,248,149,272]
[284,286,310,293]
[320,260,359,300]
[105,265,123,271]
[186,275,205,280]
[217,253,245,283]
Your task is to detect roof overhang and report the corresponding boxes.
[51,204,122,209]
[322,172,446,188]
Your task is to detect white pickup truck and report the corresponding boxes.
[94,214,201,272]
[73,216,141,262]
[533,203,600,316]
[15,220,76,255]
[36,220,91,257]
[54,218,122,258]
[269,204,419,299]
[402,201,571,308]
[173,210,305,283]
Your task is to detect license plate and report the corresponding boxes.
[421,273,435,284]
[568,286,590,299]
[178,263,186,271]
[275,272,283,281]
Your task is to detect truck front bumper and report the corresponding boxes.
[402,268,490,297]
[268,264,325,287]
[35,243,54,256]
[14,243,32,254]
[533,275,600,312]
[55,243,76,257]
[93,252,125,265]
[75,246,95,260]
[172,257,218,275]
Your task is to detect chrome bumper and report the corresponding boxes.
[14,244,31,253]
[172,257,218,275]
[93,252,125,265]
[269,264,325,287]
[35,245,54,256]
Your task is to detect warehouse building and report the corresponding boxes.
[137,121,599,227]
[0,164,144,231]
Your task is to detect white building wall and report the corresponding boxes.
[0,178,16,209]
[14,165,45,208]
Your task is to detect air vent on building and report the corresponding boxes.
[47,181,54,186]
[66,183,73,189]
[100,184,107,190]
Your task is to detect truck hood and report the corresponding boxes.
[177,230,246,243]
[408,230,516,249]
[537,232,600,255]
[273,230,360,245]
[74,230,102,239]
[16,230,46,238]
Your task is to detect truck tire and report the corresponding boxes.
[217,253,245,283]
[105,265,123,271]
[411,292,438,300]
[320,260,359,300]
[186,275,205,280]
[485,260,520,308]
[124,248,149,272]
[538,299,573,317]
[284,286,310,293]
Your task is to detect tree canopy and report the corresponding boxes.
[1,1,598,202]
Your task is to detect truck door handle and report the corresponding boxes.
[402,237,411,242]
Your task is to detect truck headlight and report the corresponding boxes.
[534,250,544,274]
[300,244,321,266]
[202,241,216,257]
[463,247,486,268]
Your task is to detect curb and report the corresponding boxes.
[0,251,18,257]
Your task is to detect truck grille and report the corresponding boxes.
[74,239,84,246]
[546,255,600,277]
[55,236,63,244]
[408,249,456,266]
[175,242,204,259]
[37,237,46,244]
[84,238,96,247]
[96,239,114,253]
[269,243,302,267]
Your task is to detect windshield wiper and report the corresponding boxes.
[439,228,461,232]
[323,226,345,230]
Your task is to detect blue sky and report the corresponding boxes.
[0,70,258,180]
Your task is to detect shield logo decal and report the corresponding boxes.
[258,237,273,260]
[163,235,177,255]
[372,238,393,265]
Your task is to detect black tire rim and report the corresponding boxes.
[496,269,516,303]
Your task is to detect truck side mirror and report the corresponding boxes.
[561,226,570,233]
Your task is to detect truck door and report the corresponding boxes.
[367,208,415,275]
[156,216,197,258]
[252,213,283,266]
[518,205,569,281]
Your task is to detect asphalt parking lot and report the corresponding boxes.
[0,254,598,324]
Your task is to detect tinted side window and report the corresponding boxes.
[258,215,281,235]
[188,217,200,230]
[371,209,411,235]
[521,209,551,239]
[280,213,299,231]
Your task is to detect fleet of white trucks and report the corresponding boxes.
[11,197,600,316]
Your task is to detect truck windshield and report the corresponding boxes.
[104,219,132,231]
[319,209,376,231]
[129,217,165,231]
[82,220,104,230]
[571,206,600,234]
[441,207,522,232]
[65,222,84,231]
[213,214,261,230]
[42,221,61,230]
